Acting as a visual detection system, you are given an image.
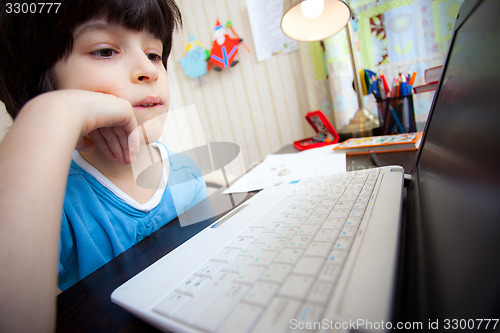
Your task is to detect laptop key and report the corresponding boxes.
[294,303,325,328]
[183,276,211,297]
[260,263,293,284]
[216,302,263,333]
[305,214,327,225]
[243,281,280,306]
[307,280,337,305]
[212,247,240,263]
[292,256,325,276]
[252,249,278,266]
[223,255,251,274]
[153,292,191,318]
[252,232,274,244]
[235,265,266,285]
[334,237,354,251]
[275,248,303,265]
[329,208,351,219]
[326,249,348,266]
[313,229,340,242]
[264,237,288,251]
[287,235,313,249]
[297,224,320,236]
[240,243,265,257]
[194,260,225,279]
[340,226,357,238]
[322,218,344,230]
[278,275,315,300]
[252,297,301,333]
[172,273,236,324]
[175,275,199,294]
[275,226,299,238]
[303,241,333,258]
[318,263,342,282]
[192,283,251,332]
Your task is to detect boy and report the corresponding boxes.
[0,0,207,292]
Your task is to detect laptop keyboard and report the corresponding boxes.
[152,169,381,332]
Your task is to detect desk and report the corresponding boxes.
[56,149,417,332]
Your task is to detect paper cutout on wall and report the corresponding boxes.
[179,33,210,78]
[209,19,247,71]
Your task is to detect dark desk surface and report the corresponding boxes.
[56,148,417,332]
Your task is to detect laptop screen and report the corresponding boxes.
[407,0,500,324]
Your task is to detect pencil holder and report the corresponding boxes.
[376,95,417,135]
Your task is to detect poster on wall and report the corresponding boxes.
[246,0,298,62]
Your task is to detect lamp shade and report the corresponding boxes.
[281,0,351,42]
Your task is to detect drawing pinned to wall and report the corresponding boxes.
[246,0,298,62]
[179,33,210,79]
[209,19,249,71]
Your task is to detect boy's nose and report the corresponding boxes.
[132,54,159,83]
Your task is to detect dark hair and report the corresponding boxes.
[0,0,182,119]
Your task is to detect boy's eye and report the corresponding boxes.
[91,48,117,58]
[147,53,162,62]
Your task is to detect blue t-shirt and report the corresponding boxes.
[58,143,207,291]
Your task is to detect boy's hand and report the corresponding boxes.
[75,92,140,164]
[40,90,140,164]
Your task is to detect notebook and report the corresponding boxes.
[112,1,500,331]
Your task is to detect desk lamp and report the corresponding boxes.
[281,0,378,135]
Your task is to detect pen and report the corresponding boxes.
[391,78,398,98]
[400,81,407,97]
[377,77,387,99]
[390,108,406,133]
[370,150,383,167]
[407,71,417,95]
[380,73,390,95]
[408,71,417,86]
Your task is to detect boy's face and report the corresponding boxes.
[53,20,169,144]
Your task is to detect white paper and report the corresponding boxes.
[246,0,298,62]
[223,145,346,193]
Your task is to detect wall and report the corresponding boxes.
[167,0,313,170]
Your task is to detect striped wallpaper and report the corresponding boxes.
[165,0,314,173]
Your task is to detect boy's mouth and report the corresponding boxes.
[133,97,163,108]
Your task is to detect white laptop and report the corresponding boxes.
[112,164,403,332]
[112,1,500,331]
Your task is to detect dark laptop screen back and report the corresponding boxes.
[408,0,500,324]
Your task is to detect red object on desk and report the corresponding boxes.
[293,110,339,151]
